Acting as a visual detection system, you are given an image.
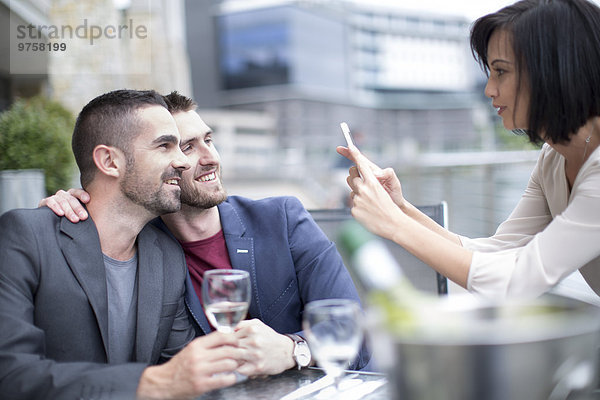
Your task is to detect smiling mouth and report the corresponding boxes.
[165,179,179,185]
[198,172,217,182]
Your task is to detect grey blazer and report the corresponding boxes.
[0,208,194,400]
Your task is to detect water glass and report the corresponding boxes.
[303,299,363,385]
[202,269,251,333]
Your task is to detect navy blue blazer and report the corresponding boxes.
[154,195,370,370]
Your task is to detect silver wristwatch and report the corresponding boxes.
[285,333,311,369]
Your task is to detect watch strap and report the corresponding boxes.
[285,333,310,369]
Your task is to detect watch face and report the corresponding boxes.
[296,341,311,366]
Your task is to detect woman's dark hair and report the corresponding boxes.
[470,0,600,144]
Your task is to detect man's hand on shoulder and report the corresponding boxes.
[233,319,296,377]
[137,332,245,399]
[39,188,90,223]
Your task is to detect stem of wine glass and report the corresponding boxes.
[333,373,345,391]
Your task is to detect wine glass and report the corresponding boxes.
[202,269,251,333]
[303,299,363,392]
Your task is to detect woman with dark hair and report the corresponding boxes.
[338,0,600,303]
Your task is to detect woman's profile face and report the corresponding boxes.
[484,29,530,131]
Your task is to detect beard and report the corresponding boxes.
[179,168,227,209]
[120,158,182,215]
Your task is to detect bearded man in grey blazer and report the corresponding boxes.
[0,89,246,400]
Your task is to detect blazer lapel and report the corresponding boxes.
[58,216,110,360]
[134,225,164,363]
[218,202,262,319]
[184,273,212,334]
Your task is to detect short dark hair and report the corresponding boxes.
[470,0,600,144]
[72,89,168,188]
[163,91,197,114]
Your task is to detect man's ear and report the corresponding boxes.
[92,145,126,178]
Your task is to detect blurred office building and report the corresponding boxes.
[186,0,484,164]
[184,0,494,207]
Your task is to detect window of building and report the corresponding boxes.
[219,15,290,89]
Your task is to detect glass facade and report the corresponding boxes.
[219,8,291,89]
[217,5,346,92]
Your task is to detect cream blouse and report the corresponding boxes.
[460,143,600,303]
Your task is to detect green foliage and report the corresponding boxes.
[0,96,75,194]
[494,123,542,151]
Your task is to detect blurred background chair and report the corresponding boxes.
[309,202,448,296]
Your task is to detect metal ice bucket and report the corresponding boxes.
[375,294,600,400]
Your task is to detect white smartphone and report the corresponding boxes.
[340,122,354,147]
[340,122,362,178]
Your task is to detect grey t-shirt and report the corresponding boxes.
[103,253,138,364]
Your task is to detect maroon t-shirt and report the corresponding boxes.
[179,230,233,304]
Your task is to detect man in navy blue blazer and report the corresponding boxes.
[42,92,370,377]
